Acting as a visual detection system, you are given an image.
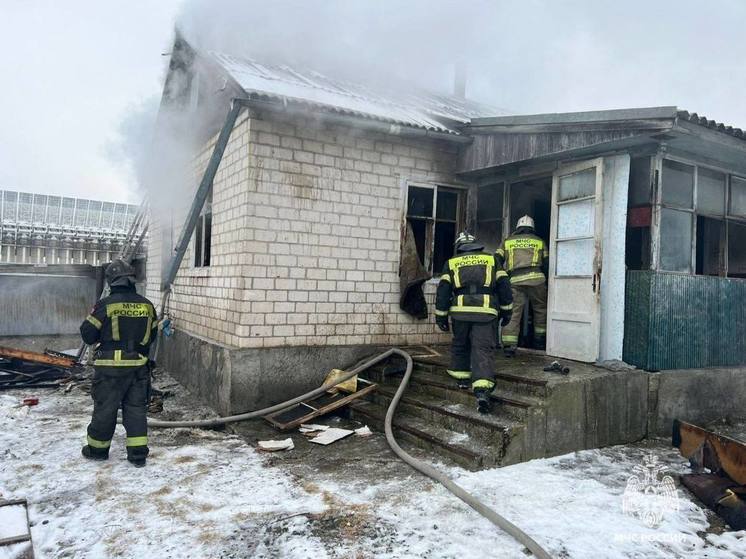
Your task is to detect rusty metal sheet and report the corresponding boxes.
[673,419,746,486]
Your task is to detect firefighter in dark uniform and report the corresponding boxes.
[435,232,513,414]
[79,259,158,467]
[496,215,549,357]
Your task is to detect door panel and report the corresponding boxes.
[547,159,604,362]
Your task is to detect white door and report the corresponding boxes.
[546,158,604,362]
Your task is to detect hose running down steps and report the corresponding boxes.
[148,348,553,559]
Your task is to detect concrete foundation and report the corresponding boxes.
[159,328,382,415]
[648,367,746,437]
[160,329,745,465]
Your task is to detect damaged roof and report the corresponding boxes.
[209,52,507,135]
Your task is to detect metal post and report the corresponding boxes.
[160,100,243,292]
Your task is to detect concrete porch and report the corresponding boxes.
[158,329,746,471]
[351,345,649,469]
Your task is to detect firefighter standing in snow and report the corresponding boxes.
[435,232,513,413]
[79,259,157,467]
[496,215,549,356]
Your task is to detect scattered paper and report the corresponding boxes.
[299,424,329,437]
[257,438,294,452]
[355,425,373,437]
[323,369,357,394]
[299,423,329,433]
[309,427,354,446]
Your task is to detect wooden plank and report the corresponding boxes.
[0,347,76,369]
[264,382,378,431]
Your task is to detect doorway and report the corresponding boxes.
[508,177,552,349]
[475,176,553,350]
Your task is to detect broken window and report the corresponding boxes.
[659,160,736,276]
[194,188,212,267]
[405,185,464,274]
[476,184,504,254]
[695,217,725,276]
[728,221,746,278]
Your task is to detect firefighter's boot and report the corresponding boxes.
[475,390,492,415]
[456,378,471,390]
[81,445,109,461]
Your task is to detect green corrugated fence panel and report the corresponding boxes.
[624,271,746,370]
[623,271,652,369]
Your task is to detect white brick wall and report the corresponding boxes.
[148,108,465,348]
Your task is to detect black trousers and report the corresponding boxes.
[86,364,150,460]
[446,318,497,392]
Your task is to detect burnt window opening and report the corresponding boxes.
[406,185,464,274]
[194,188,212,267]
[476,184,504,254]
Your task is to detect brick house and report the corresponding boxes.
[150,36,746,414]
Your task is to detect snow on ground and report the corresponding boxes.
[0,382,328,559]
[1,376,745,559]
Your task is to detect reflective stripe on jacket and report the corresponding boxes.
[496,231,549,286]
[435,251,513,322]
[80,286,157,369]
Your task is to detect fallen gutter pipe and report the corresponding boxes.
[148,348,552,559]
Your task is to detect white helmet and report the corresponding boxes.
[454,231,475,248]
[517,215,535,229]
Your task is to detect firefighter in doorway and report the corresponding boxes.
[435,232,513,413]
[79,259,158,467]
[496,215,549,357]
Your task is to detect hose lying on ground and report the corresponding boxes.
[148,348,553,559]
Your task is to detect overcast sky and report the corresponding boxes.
[1,0,745,204]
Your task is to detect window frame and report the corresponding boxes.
[656,154,746,277]
[404,181,467,275]
[193,187,213,268]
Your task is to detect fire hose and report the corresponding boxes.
[147,348,552,559]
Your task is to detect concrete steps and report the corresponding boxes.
[348,400,494,469]
[353,356,549,469]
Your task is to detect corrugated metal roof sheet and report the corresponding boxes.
[677,110,745,139]
[210,52,507,134]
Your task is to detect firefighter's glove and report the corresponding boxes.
[499,310,512,327]
[435,315,450,332]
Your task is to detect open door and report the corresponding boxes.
[546,159,604,362]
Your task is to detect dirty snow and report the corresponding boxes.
[1,379,745,558]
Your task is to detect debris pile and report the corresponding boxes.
[0,346,83,391]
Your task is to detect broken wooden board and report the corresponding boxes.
[264,378,377,431]
[0,498,34,558]
[673,419,746,485]
[0,346,78,369]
